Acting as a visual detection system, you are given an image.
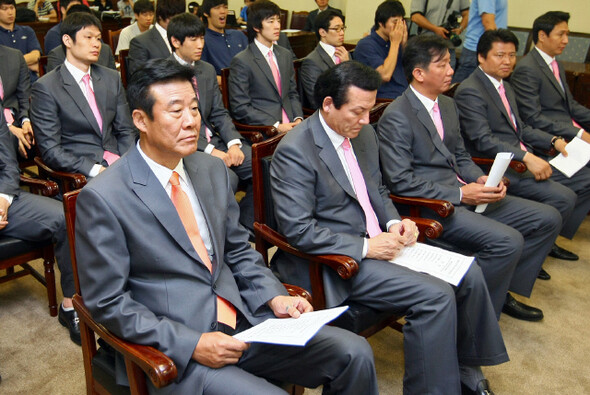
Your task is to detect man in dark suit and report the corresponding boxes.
[0,112,79,345]
[511,11,590,144]
[167,13,255,232]
[299,9,349,109]
[127,0,185,76]
[302,0,342,32]
[0,45,33,158]
[378,35,561,324]
[455,29,590,261]
[76,58,378,394]
[271,60,508,395]
[31,13,136,177]
[229,1,303,136]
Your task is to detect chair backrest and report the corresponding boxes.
[39,56,48,77]
[118,49,129,88]
[508,27,532,57]
[62,189,82,295]
[290,11,309,30]
[107,28,122,55]
[220,67,231,110]
[279,8,288,30]
[557,32,590,63]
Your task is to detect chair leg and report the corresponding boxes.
[43,247,58,316]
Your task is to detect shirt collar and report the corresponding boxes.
[319,41,336,59]
[370,28,388,46]
[155,22,171,52]
[479,66,503,90]
[173,52,194,67]
[535,46,555,66]
[0,23,18,33]
[137,141,187,189]
[319,111,346,150]
[64,59,91,84]
[410,84,438,114]
[206,27,225,36]
[254,37,273,55]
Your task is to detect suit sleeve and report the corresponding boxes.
[286,64,303,119]
[378,104,464,205]
[31,80,97,175]
[105,45,117,70]
[46,47,61,73]
[0,117,21,196]
[270,136,365,262]
[299,57,321,109]
[15,53,31,123]
[128,36,148,77]
[511,62,581,139]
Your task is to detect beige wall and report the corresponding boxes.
[226,0,589,39]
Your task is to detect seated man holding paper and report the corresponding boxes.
[75,58,377,395]
[378,35,562,323]
[455,29,590,261]
[271,60,508,395]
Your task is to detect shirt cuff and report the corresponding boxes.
[294,117,303,122]
[362,238,368,259]
[0,193,14,206]
[577,129,584,139]
[21,117,30,125]
[273,121,280,128]
[227,139,242,149]
[89,164,102,178]
[204,144,215,154]
[459,187,463,201]
[386,219,400,231]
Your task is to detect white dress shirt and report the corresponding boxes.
[319,41,339,65]
[480,67,518,127]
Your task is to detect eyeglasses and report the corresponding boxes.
[328,26,347,33]
[492,53,517,60]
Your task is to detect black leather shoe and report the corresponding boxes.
[461,379,494,395]
[502,293,543,321]
[58,304,81,345]
[548,244,579,261]
[537,268,551,280]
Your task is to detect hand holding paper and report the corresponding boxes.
[549,137,590,178]
[475,152,514,213]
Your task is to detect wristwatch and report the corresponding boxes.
[550,136,564,147]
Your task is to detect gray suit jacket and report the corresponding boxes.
[46,44,116,73]
[271,112,400,307]
[303,6,343,32]
[128,27,170,77]
[0,114,20,197]
[0,45,31,125]
[300,44,335,109]
[76,146,286,383]
[31,64,136,176]
[378,88,484,206]
[455,67,554,162]
[229,43,303,126]
[510,48,590,139]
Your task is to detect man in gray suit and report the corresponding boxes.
[271,60,508,395]
[378,35,561,323]
[455,29,590,261]
[0,45,32,158]
[229,1,303,136]
[76,58,378,394]
[31,13,136,178]
[511,11,590,144]
[127,0,185,77]
[299,9,349,109]
[302,0,342,32]
[0,112,79,345]
[167,13,255,232]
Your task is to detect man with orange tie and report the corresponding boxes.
[455,29,590,262]
[75,58,378,394]
[31,12,136,178]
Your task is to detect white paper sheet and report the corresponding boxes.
[549,137,590,178]
[233,306,349,346]
[391,243,473,286]
[475,152,514,213]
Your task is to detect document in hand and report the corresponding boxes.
[233,306,349,346]
[391,243,473,286]
[475,152,514,213]
[549,137,590,178]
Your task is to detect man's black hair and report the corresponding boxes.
[60,12,102,53]
[373,0,405,32]
[246,0,280,43]
[402,34,450,82]
[314,9,344,41]
[200,0,226,25]
[532,11,570,44]
[133,0,154,15]
[155,0,185,24]
[167,13,205,50]
[477,29,519,59]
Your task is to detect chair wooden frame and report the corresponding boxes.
[34,156,87,194]
[289,11,309,30]
[107,28,122,56]
[119,49,130,89]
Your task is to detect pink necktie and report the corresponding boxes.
[267,49,290,124]
[169,172,236,329]
[551,61,582,129]
[498,84,527,152]
[0,77,15,124]
[341,138,382,238]
[192,77,211,142]
[334,56,341,64]
[433,103,466,184]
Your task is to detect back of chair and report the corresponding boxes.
[290,11,309,30]
[62,190,81,295]
[220,68,231,110]
[279,8,288,30]
[38,56,48,77]
[108,28,122,55]
[119,49,130,88]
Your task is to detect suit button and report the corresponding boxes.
[210,322,216,330]
[212,284,217,290]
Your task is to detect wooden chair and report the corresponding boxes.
[119,49,130,89]
[251,133,444,337]
[0,175,59,317]
[278,8,288,30]
[290,11,309,30]
[107,28,122,55]
[34,156,87,194]
[38,55,48,77]
[220,67,273,142]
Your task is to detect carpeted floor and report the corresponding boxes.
[1,218,589,394]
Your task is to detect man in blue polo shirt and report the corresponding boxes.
[0,0,41,81]
[452,0,507,82]
[201,0,248,77]
[354,0,408,100]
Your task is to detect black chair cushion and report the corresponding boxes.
[0,237,48,260]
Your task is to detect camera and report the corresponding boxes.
[441,11,463,47]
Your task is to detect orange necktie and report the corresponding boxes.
[169,171,236,329]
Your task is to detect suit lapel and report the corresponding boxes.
[250,45,281,98]
[475,69,515,130]
[276,47,290,98]
[317,45,335,68]
[91,65,107,135]
[60,65,102,137]
[532,50,565,100]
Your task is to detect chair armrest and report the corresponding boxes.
[72,295,177,389]
[302,107,315,117]
[389,194,455,218]
[237,131,264,144]
[369,102,390,124]
[254,222,359,280]
[283,283,312,303]
[233,121,279,138]
[375,98,393,104]
[401,217,443,240]
[34,157,87,192]
[471,157,527,173]
[19,175,59,197]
